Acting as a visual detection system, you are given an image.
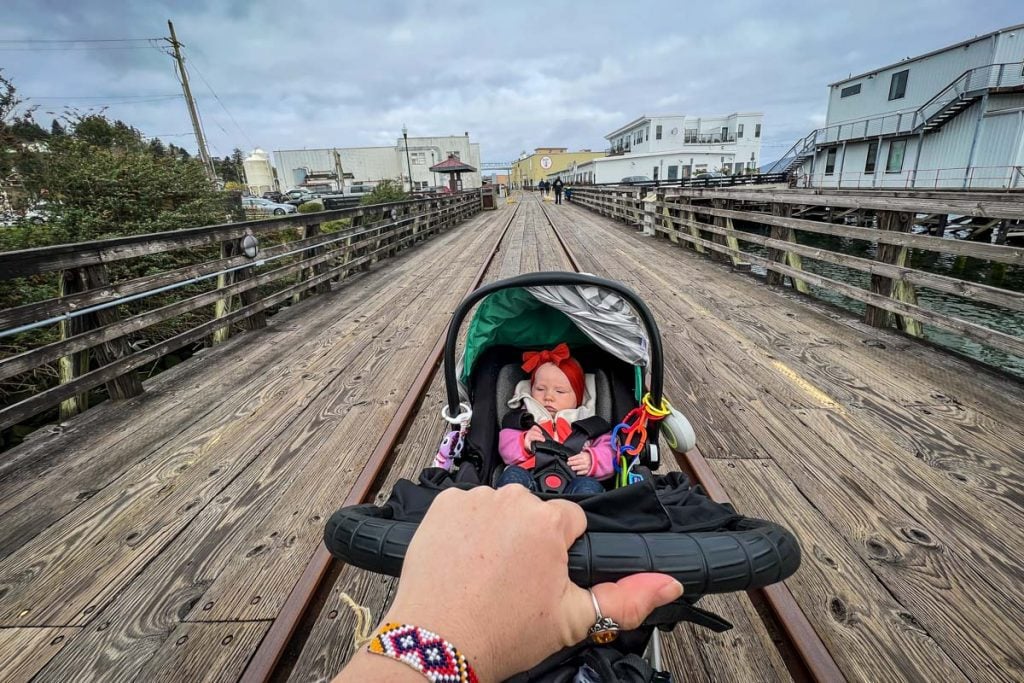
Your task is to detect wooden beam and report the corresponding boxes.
[674,201,1024,265]
[866,211,923,336]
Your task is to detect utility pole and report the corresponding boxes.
[402,124,414,193]
[165,20,217,183]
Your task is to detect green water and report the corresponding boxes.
[737,230,1024,380]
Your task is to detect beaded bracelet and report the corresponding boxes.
[367,622,480,683]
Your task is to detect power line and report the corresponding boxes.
[26,94,182,100]
[0,38,162,43]
[0,45,161,52]
[186,59,256,149]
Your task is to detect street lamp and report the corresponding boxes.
[431,151,437,189]
[402,124,414,193]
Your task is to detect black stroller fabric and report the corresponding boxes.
[386,469,741,534]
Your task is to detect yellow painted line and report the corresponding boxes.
[768,359,843,412]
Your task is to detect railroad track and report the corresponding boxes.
[240,198,843,683]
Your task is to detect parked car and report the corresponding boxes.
[262,191,284,203]
[620,176,651,184]
[344,184,375,196]
[283,188,319,206]
[694,172,726,180]
[242,196,297,216]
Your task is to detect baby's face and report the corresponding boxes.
[531,363,577,416]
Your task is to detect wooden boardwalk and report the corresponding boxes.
[1,195,1022,681]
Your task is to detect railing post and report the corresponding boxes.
[688,200,706,254]
[765,203,808,293]
[78,264,145,400]
[292,222,322,304]
[864,210,923,336]
[58,268,91,419]
[235,229,267,331]
[712,199,748,268]
[213,238,238,344]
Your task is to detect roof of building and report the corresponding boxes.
[430,154,477,173]
[830,22,1024,86]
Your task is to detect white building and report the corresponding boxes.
[778,24,1024,189]
[586,113,763,184]
[273,134,482,192]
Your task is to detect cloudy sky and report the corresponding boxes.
[2,0,1020,164]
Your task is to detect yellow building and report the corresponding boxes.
[511,148,606,188]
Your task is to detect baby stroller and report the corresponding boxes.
[324,272,801,682]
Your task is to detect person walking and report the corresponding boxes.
[552,177,564,204]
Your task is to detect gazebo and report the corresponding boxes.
[429,154,477,193]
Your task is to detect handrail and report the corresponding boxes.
[0,191,485,434]
[568,185,1024,373]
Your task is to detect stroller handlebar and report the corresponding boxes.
[324,504,801,595]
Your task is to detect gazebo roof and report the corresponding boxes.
[430,154,477,173]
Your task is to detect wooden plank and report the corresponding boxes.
[135,621,269,683]
[0,236,458,561]
[655,223,1024,358]
[671,200,1024,265]
[667,187,1024,219]
[0,626,78,683]
[715,461,967,682]
[0,220,495,627]
[662,210,1024,312]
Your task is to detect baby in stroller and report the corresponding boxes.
[497,343,615,495]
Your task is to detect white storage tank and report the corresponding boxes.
[243,148,276,195]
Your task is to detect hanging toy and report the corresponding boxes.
[434,402,473,471]
[611,393,670,488]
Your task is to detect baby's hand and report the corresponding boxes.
[567,452,592,475]
[523,426,546,452]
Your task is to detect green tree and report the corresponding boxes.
[360,179,407,206]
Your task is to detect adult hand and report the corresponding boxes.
[567,451,592,475]
[377,486,683,681]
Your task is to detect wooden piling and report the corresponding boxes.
[766,203,809,293]
[865,210,924,336]
[58,269,90,419]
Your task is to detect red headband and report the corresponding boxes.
[521,343,584,405]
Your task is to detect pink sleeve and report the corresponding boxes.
[585,434,616,480]
[498,428,529,466]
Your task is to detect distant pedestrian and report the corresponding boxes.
[552,177,564,204]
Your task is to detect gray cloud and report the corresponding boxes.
[2,0,1020,163]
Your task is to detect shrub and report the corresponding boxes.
[360,179,407,206]
[298,201,323,213]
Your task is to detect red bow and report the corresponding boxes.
[521,343,570,373]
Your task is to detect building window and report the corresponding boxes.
[825,147,837,175]
[667,164,678,179]
[410,151,426,165]
[888,70,909,100]
[841,83,861,98]
[684,128,697,143]
[865,141,878,173]
[886,139,907,173]
[721,127,728,141]
[755,123,761,138]
[737,124,744,139]
[447,150,461,159]
[645,128,649,142]
[653,166,659,180]
[656,125,662,140]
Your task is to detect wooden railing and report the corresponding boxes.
[570,185,1024,367]
[0,191,484,433]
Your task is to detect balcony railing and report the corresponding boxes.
[683,133,737,144]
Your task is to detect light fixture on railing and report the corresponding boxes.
[241,232,259,258]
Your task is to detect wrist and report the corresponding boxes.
[381,603,493,681]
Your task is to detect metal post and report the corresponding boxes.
[402,125,414,192]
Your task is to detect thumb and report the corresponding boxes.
[590,574,684,631]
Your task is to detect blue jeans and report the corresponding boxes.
[496,465,605,495]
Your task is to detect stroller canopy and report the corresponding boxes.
[459,282,651,385]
